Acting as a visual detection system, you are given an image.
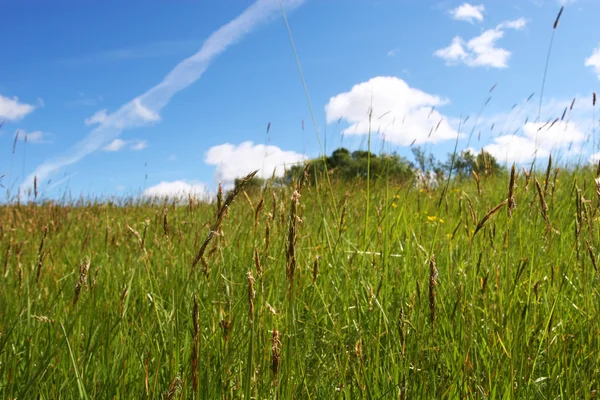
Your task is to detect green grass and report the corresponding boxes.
[1,165,600,399]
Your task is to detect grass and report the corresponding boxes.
[1,163,600,399]
[2,4,598,398]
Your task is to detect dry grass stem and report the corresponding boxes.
[73,257,90,306]
[253,247,262,278]
[535,178,550,225]
[507,164,517,219]
[429,255,438,326]
[473,199,508,238]
[585,239,598,272]
[312,255,321,284]
[271,328,281,385]
[544,154,552,196]
[286,163,310,293]
[191,170,259,275]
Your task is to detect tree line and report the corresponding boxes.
[234,146,503,192]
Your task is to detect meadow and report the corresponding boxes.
[1,156,599,399]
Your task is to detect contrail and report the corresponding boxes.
[21,0,305,194]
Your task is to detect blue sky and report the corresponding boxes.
[1,0,599,201]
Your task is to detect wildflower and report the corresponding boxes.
[427,215,444,224]
[392,203,397,208]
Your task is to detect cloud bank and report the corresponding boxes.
[143,180,211,201]
[325,76,460,146]
[205,141,307,184]
[484,121,586,164]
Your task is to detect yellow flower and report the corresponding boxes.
[392,203,397,208]
[427,215,444,223]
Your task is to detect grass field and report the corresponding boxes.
[1,160,599,399]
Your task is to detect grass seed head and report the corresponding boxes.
[553,6,564,29]
[73,257,90,306]
[585,239,598,272]
[429,255,438,327]
[253,247,262,278]
[271,328,281,385]
[473,199,508,238]
[507,163,517,218]
[535,178,550,225]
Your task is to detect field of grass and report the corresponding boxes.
[1,161,599,399]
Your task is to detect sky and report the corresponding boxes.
[1,0,599,201]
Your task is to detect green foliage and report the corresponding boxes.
[286,147,414,184]
[446,149,503,177]
[411,146,446,179]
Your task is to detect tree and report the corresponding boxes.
[411,146,445,181]
[445,149,502,177]
[285,147,413,184]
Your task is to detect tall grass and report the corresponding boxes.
[1,3,597,398]
[1,164,600,398]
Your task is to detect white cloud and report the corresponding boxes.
[14,130,47,144]
[130,98,161,124]
[498,17,528,30]
[485,121,585,164]
[102,138,148,152]
[450,3,485,23]
[0,95,35,121]
[143,180,210,201]
[205,141,307,183]
[435,37,469,63]
[131,140,148,151]
[523,120,585,150]
[485,135,548,164]
[435,18,528,68]
[324,76,460,146]
[21,0,306,194]
[585,47,600,79]
[103,139,128,152]
[85,109,109,126]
